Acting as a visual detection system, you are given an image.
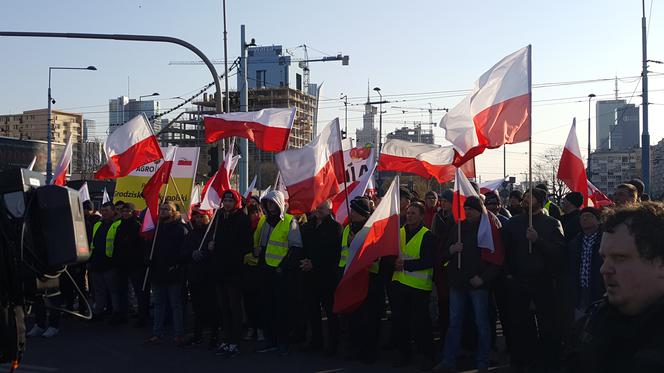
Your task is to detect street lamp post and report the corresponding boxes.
[139,92,159,101]
[47,65,97,184]
[373,87,383,152]
[587,93,596,178]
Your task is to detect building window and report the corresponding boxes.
[296,73,302,91]
[256,70,266,89]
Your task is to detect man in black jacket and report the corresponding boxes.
[145,202,189,346]
[561,192,583,243]
[113,203,146,326]
[88,202,121,322]
[210,190,253,358]
[300,199,342,355]
[502,188,566,372]
[563,202,664,373]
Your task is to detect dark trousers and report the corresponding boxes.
[304,271,339,351]
[433,264,450,340]
[492,275,512,352]
[190,281,220,340]
[242,265,262,330]
[390,282,433,361]
[348,273,384,360]
[128,267,150,322]
[260,267,295,348]
[34,296,62,329]
[217,281,243,345]
[60,265,87,312]
[509,277,560,369]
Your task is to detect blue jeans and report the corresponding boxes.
[152,284,184,338]
[441,287,491,369]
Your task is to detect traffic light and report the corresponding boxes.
[208,145,219,177]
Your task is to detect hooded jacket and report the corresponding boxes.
[212,189,253,284]
[256,190,303,271]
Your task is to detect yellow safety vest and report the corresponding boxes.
[340,225,379,273]
[91,220,121,258]
[254,214,294,267]
[392,226,433,291]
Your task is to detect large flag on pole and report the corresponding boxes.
[52,134,73,186]
[204,108,296,152]
[441,46,531,166]
[334,175,401,314]
[557,118,589,206]
[479,176,509,194]
[275,118,345,214]
[95,114,163,179]
[378,139,475,182]
[141,147,176,233]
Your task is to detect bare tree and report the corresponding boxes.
[533,146,569,203]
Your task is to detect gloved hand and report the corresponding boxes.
[192,250,205,262]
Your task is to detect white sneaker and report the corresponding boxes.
[243,328,255,341]
[41,327,59,338]
[256,329,265,342]
[26,325,45,337]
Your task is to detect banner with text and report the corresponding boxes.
[113,147,200,211]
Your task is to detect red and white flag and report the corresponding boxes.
[52,134,73,186]
[332,146,376,224]
[479,177,508,194]
[557,118,589,206]
[244,174,257,200]
[141,147,177,233]
[334,175,401,314]
[200,141,239,210]
[204,107,296,152]
[95,115,163,179]
[453,168,502,260]
[378,139,475,183]
[441,46,531,166]
[588,181,613,208]
[365,173,377,198]
[275,118,345,214]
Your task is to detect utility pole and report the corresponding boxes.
[238,25,254,193]
[641,0,650,194]
[222,0,230,113]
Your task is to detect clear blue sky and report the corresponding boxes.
[1,0,662,182]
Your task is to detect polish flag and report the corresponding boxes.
[479,177,508,194]
[200,141,239,210]
[102,187,111,204]
[141,147,177,233]
[557,118,589,206]
[275,118,345,215]
[453,168,503,264]
[204,107,296,152]
[588,181,613,208]
[78,182,91,203]
[332,146,376,224]
[244,174,257,200]
[334,175,401,314]
[95,115,163,179]
[440,46,531,166]
[378,139,475,183]
[52,134,74,186]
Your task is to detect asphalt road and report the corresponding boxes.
[2,314,510,373]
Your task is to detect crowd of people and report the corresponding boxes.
[25,177,664,373]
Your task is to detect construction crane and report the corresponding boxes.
[169,45,349,94]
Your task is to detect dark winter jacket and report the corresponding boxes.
[563,297,664,373]
[442,221,501,289]
[565,231,605,309]
[150,220,189,286]
[561,209,582,243]
[113,216,144,271]
[212,208,253,284]
[502,212,565,280]
[301,214,342,278]
[184,224,214,284]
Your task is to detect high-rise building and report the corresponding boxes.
[589,148,643,194]
[246,45,306,91]
[596,99,626,150]
[83,119,96,142]
[108,96,160,134]
[0,109,84,175]
[356,89,378,147]
[610,103,640,150]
